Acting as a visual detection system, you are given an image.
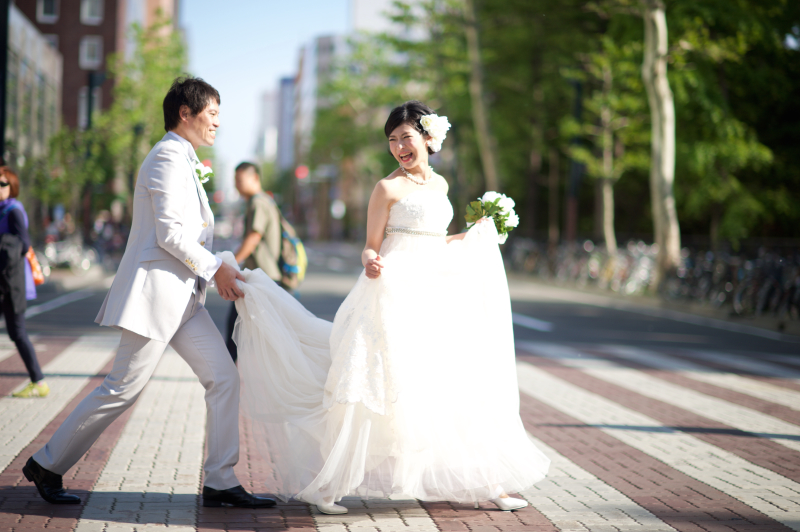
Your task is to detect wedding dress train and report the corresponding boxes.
[221,189,550,505]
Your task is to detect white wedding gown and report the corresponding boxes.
[220,189,550,505]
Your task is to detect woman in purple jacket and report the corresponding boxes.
[0,167,47,397]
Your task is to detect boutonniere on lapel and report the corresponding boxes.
[193,159,214,185]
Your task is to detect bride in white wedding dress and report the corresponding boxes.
[221,101,550,514]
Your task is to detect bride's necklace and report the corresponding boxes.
[400,165,432,186]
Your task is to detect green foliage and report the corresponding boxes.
[305,0,798,245]
[560,36,650,182]
[99,13,188,157]
[664,0,780,246]
[33,11,188,225]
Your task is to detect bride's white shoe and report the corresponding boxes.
[491,496,528,511]
[317,502,348,515]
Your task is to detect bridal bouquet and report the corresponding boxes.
[465,191,519,244]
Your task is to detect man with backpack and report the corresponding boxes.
[227,162,283,363]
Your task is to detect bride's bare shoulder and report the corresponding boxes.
[432,171,450,194]
[373,172,405,202]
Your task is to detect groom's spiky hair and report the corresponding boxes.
[163,77,221,132]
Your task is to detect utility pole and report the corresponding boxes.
[0,0,10,163]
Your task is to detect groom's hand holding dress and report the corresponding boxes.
[215,261,245,301]
[22,77,273,509]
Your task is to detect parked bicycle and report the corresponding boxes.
[506,238,800,321]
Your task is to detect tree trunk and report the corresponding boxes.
[548,147,560,250]
[527,148,541,237]
[600,95,617,254]
[601,178,617,255]
[709,204,721,252]
[463,0,500,192]
[526,80,544,238]
[642,0,681,287]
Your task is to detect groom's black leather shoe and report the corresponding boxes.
[202,485,276,508]
[22,457,81,504]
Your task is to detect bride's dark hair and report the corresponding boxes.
[384,100,436,155]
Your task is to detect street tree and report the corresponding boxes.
[641,0,681,287]
[561,37,649,255]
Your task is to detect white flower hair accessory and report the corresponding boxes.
[419,114,451,153]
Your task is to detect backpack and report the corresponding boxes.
[0,203,44,286]
[278,215,307,290]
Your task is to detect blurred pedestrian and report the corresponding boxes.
[0,167,48,398]
[226,162,282,362]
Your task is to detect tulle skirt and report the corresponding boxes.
[224,221,550,504]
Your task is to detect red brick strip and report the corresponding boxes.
[517,351,794,532]
[0,337,75,396]
[197,415,316,532]
[419,500,558,532]
[0,354,135,532]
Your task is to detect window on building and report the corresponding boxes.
[77,86,102,130]
[80,0,104,25]
[79,36,103,70]
[37,0,59,24]
[43,34,59,50]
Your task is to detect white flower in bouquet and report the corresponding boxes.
[498,196,515,213]
[506,211,519,228]
[465,191,520,244]
[420,114,451,153]
[481,191,502,204]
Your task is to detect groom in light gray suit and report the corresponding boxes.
[23,77,274,509]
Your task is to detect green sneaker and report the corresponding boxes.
[12,381,50,398]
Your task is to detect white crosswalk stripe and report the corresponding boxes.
[685,349,800,380]
[600,344,800,412]
[521,433,676,531]
[515,358,800,531]
[75,348,206,532]
[523,342,800,453]
[0,334,118,473]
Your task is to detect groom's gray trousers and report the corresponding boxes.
[33,292,240,490]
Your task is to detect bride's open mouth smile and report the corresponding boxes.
[399,152,413,164]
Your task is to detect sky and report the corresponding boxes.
[180,0,350,194]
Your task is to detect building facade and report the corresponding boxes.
[276,76,295,173]
[254,90,277,164]
[14,0,179,130]
[6,3,63,163]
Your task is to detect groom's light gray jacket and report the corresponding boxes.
[96,132,220,342]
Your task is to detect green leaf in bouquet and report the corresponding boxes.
[465,201,487,224]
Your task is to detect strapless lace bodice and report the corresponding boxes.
[387,190,453,233]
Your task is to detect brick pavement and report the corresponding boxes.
[1,332,800,531]
[0,336,119,474]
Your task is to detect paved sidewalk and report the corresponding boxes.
[1,332,800,531]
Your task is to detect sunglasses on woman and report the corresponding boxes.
[0,182,9,187]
